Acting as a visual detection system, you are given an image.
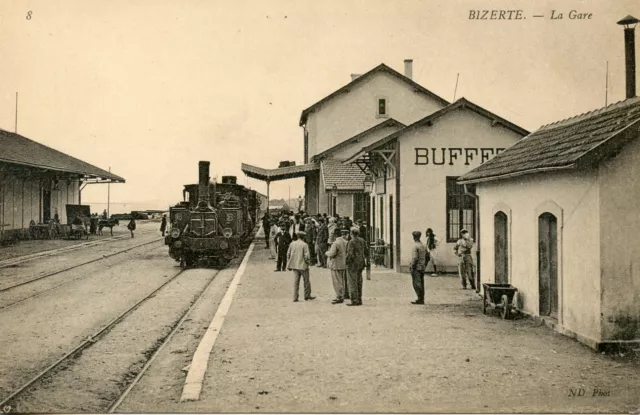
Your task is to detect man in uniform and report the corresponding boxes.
[409,231,427,304]
[345,227,368,306]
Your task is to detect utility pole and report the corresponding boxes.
[453,73,460,101]
[14,92,18,133]
[107,166,111,218]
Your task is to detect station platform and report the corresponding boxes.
[177,238,640,413]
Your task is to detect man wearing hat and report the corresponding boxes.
[326,227,347,303]
[287,230,315,302]
[454,229,476,290]
[315,217,329,267]
[345,227,368,306]
[275,223,292,272]
[340,228,351,300]
[409,231,427,305]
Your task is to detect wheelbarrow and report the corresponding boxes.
[482,283,518,319]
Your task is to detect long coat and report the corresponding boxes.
[326,237,347,270]
[346,236,367,270]
[286,239,310,270]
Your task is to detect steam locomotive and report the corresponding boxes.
[165,161,261,267]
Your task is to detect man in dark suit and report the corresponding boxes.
[276,224,292,272]
[262,214,270,249]
[345,227,368,306]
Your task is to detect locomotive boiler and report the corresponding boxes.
[165,161,259,268]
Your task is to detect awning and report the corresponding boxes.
[241,162,319,182]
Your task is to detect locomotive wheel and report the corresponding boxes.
[223,245,238,260]
[185,255,197,268]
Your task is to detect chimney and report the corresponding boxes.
[617,15,639,99]
[404,59,413,80]
[350,74,361,81]
[198,161,210,204]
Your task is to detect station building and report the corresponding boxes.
[343,98,528,272]
[0,129,124,241]
[243,60,450,222]
[242,60,527,273]
[459,96,640,350]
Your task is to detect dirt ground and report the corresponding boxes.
[1,232,637,413]
[0,220,158,262]
[119,244,640,414]
[0,239,174,401]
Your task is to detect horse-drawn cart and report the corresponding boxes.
[66,204,90,240]
[482,283,518,319]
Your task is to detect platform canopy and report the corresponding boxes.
[241,162,319,182]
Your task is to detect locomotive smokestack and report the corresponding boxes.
[198,161,210,203]
[618,15,639,99]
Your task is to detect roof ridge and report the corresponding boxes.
[299,62,449,125]
[538,96,640,131]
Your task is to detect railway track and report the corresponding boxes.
[0,238,163,311]
[0,266,221,412]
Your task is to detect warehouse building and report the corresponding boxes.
[0,129,124,241]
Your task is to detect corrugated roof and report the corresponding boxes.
[241,162,319,182]
[0,129,125,182]
[459,97,640,184]
[322,159,365,191]
[299,63,449,126]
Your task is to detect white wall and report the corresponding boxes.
[329,123,404,162]
[0,176,81,231]
[398,109,522,271]
[477,170,602,343]
[306,71,446,160]
[598,134,640,342]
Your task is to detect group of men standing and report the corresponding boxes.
[261,211,369,306]
[409,228,476,305]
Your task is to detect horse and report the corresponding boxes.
[98,218,120,236]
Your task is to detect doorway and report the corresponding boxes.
[538,213,558,317]
[494,211,509,284]
[43,189,52,223]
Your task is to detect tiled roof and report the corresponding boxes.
[322,159,365,191]
[299,63,449,126]
[310,118,405,162]
[0,129,124,181]
[241,162,319,182]
[459,97,640,184]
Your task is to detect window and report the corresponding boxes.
[376,97,389,118]
[353,193,367,223]
[446,177,476,242]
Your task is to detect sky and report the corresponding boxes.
[0,0,638,213]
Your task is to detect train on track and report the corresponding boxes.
[164,161,264,267]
